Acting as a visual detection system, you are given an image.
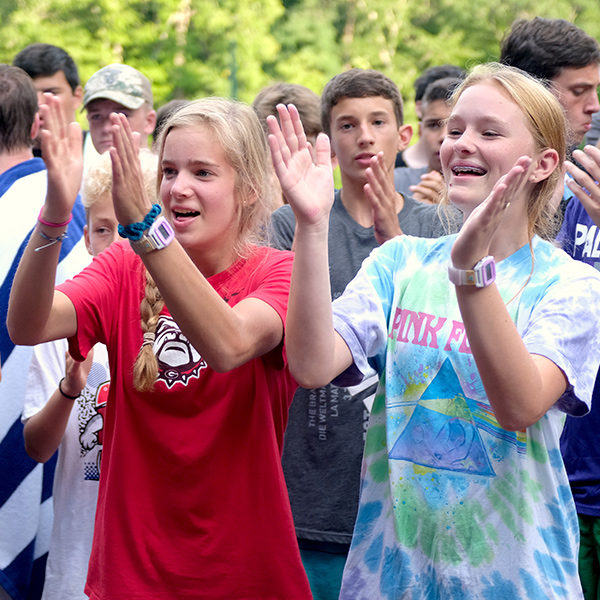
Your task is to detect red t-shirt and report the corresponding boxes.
[58,242,310,599]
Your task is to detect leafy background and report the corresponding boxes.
[1,0,598,128]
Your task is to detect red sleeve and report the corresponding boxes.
[240,247,294,372]
[57,241,142,360]
[242,246,294,328]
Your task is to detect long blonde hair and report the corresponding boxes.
[133,97,274,391]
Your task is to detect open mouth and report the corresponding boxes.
[452,165,487,176]
[173,209,200,221]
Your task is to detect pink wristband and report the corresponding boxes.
[38,208,72,228]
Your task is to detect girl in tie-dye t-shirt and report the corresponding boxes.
[268,63,600,599]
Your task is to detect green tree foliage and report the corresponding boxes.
[0,0,599,124]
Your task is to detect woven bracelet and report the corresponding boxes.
[118,204,162,241]
[35,228,68,252]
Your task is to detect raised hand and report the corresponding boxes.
[39,94,83,222]
[364,152,403,244]
[409,170,445,204]
[565,146,600,227]
[267,104,334,227]
[61,348,94,399]
[451,156,532,269]
[109,113,152,226]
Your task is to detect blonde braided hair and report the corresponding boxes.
[133,269,165,392]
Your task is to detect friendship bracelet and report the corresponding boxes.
[34,228,68,252]
[38,207,72,228]
[58,377,80,400]
[118,204,162,241]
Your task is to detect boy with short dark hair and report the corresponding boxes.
[13,43,88,157]
[270,68,450,600]
[398,63,465,169]
[500,17,600,147]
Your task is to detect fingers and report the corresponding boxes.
[365,153,403,244]
[566,147,600,203]
[565,160,594,198]
[313,133,332,170]
[571,146,600,181]
[40,94,81,165]
[364,153,389,205]
[410,186,439,204]
[409,171,445,198]
[565,152,600,225]
[110,113,138,166]
[489,156,531,211]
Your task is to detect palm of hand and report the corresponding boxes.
[451,157,531,267]
[41,100,83,213]
[281,145,334,223]
[268,106,334,225]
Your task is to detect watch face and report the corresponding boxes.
[482,261,494,282]
[155,221,172,244]
[476,257,496,287]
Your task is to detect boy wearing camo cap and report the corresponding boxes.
[84,63,156,154]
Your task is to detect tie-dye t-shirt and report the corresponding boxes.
[331,234,600,600]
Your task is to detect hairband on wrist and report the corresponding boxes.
[38,207,72,228]
[58,377,80,400]
[118,204,162,241]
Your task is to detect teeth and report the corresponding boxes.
[174,210,199,217]
[453,166,486,175]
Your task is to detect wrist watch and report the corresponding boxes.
[129,216,175,255]
[448,256,496,288]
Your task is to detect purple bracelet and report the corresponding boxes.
[38,207,72,228]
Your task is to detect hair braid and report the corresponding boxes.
[133,269,165,392]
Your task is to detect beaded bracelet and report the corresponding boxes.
[58,377,80,400]
[38,207,72,228]
[118,204,162,241]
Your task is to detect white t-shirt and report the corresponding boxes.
[23,341,109,600]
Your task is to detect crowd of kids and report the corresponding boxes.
[3,15,600,600]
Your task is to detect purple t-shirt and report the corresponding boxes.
[558,196,600,517]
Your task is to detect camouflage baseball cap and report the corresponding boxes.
[83,64,153,110]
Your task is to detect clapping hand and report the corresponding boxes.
[109,113,152,227]
[267,104,334,228]
[39,94,83,222]
[566,146,600,227]
[451,156,532,268]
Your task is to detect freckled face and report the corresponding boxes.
[440,82,537,215]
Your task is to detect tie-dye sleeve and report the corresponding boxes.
[521,260,600,416]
